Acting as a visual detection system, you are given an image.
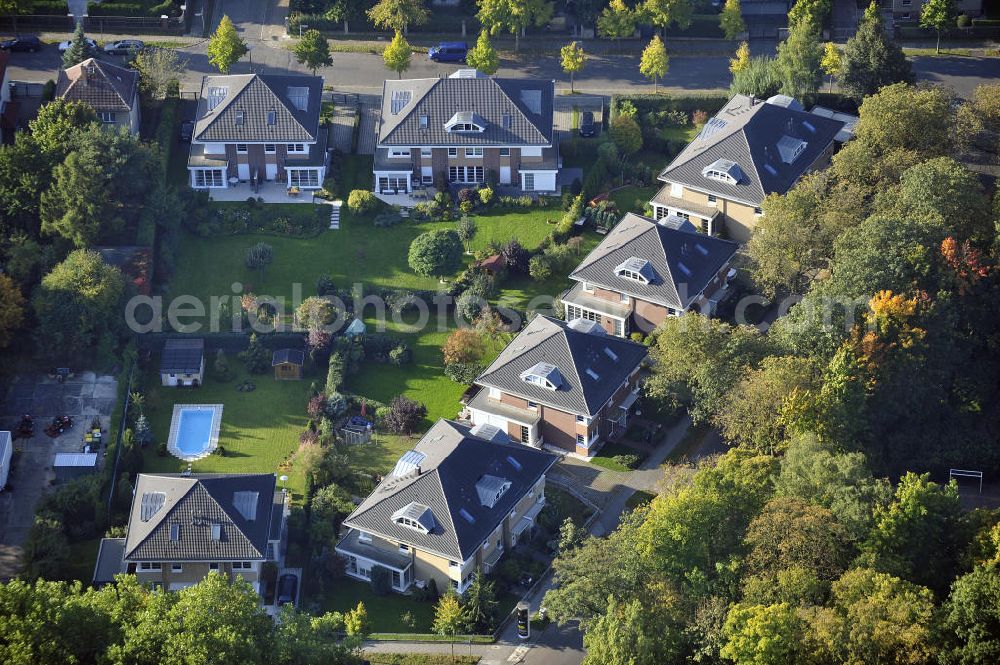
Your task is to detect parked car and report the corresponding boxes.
[179,120,194,143]
[579,111,597,137]
[58,38,97,52]
[276,573,298,607]
[0,36,41,52]
[104,39,144,55]
[428,41,468,63]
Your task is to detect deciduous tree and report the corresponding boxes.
[840,5,912,99]
[382,30,412,78]
[408,229,464,278]
[560,41,586,93]
[639,35,669,93]
[0,272,25,349]
[920,0,956,54]
[775,16,823,103]
[820,42,842,93]
[477,0,554,52]
[207,15,248,74]
[294,29,333,74]
[132,47,187,98]
[644,0,693,30]
[597,0,638,46]
[367,0,429,32]
[730,40,751,74]
[466,29,500,75]
[720,0,746,40]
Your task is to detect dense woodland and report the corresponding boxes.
[545,82,1000,665]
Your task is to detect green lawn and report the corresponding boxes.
[610,185,658,215]
[545,487,594,527]
[316,578,437,632]
[590,442,642,473]
[169,201,566,306]
[625,490,656,512]
[139,366,313,500]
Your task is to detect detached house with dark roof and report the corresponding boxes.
[375,70,557,194]
[651,94,844,242]
[468,315,647,457]
[94,473,286,591]
[56,58,140,134]
[563,213,739,336]
[336,419,556,594]
[187,73,326,192]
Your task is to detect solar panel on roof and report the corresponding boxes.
[233,491,259,521]
[140,492,166,522]
[286,86,309,111]
[207,86,227,111]
[391,90,412,115]
[392,450,426,477]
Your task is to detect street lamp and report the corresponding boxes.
[279,474,288,490]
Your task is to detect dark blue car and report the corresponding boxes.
[428,42,468,63]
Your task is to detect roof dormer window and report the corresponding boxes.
[701,159,744,185]
[776,135,807,164]
[445,111,486,133]
[476,475,512,508]
[520,362,563,390]
[392,502,437,534]
[615,257,655,284]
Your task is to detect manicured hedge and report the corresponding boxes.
[610,92,730,120]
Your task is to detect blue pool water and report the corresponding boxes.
[175,409,215,456]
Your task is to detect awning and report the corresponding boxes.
[483,546,505,568]
[513,497,546,539]
[618,391,639,411]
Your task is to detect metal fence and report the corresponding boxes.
[0,13,187,35]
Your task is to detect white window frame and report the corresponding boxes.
[389,148,411,158]
[465,147,484,158]
[236,144,248,154]
[287,143,307,154]
[98,110,115,123]
[288,168,320,188]
[420,148,432,157]
[500,148,511,157]
[447,148,458,157]
[193,169,225,188]
[264,144,276,154]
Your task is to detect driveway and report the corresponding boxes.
[0,372,117,580]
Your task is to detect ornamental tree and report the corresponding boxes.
[639,35,669,93]
[207,15,248,74]
[293,29,332,75]
[408,229,464,279]
[382,30,413,78]
[560,41,586,93]
[466,29,500,75]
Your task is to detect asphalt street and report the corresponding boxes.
[4,32,1000,99]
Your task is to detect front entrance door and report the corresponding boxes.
[500,166,511,185]
[237,163,250,181]
[265,163,277,180]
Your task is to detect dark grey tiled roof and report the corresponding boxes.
[475,315,647,416]
[161,338,204,374]
[56,58,138,112]
[124,474,276,561]
[193,74,322,142]
[343,420,557,561]
[272,349,304,366]
[658,95,843,207]
[569,213,738,311]
[378,76,553,147]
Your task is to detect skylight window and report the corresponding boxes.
[169,524,180,541]
[233,491,259,521]
[502,113,512,129]
[763,163,778,176]
[586,368,600,381]
[267,109,276,126]
[211,524,222,541]
[235,110,245,126]
[506,455,522,471]
[802,120,816,133]
[520,362,563,390]
[419,114,428,128]
[459,508,476,524]
[695,243,709,256]
[677,262,692,277]
[603,347,618,362]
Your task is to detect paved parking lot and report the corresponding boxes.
[0,372,117,580]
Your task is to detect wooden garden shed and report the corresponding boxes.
[272,349,305,381]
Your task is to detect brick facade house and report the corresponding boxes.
[467,315,647,458]
[375,70,558,194]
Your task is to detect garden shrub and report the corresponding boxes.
[460,200,475,214]
[612,454,641,469]
[457,188,476,204]
[326,352,345,393]
[456,292,486,323]
[316,274,336,296]
[389,345,411,366]
[444,362,485,384]
[456,216,477,242]
[347,189,378,213]
[529,255,553,280]
[478,186,494,205]
[385,396,427,434]
[373,210,404,227]
[325,392,348,418]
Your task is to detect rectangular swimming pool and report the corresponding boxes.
[168,404,223,461]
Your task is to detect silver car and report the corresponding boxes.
[104,39,144,55]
